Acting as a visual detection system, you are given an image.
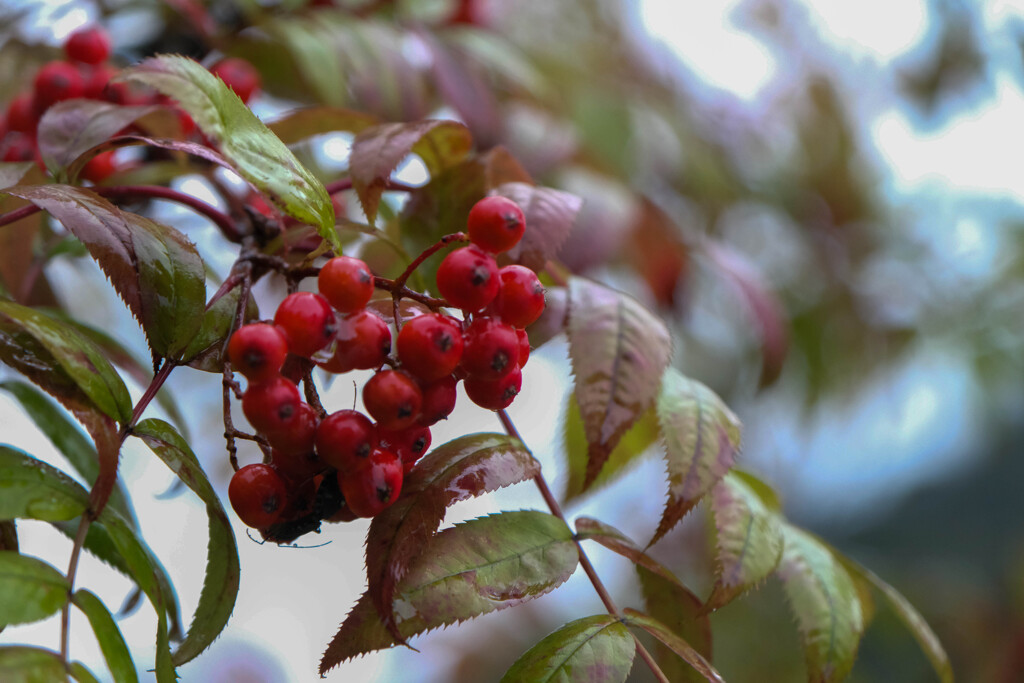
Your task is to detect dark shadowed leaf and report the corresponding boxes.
[500,614,635,683]
[705,471,783,612]
[181,287,259,371]
[651,367,741,546]
[422,32,501,148]
[623,610,723,683]
[636,567,713,683]
[72,589,138,683]
[0,169,55,308]
[0,162,35,190]
[627,199,690,309]
[0,523,15,552]
[36,100,158,176]
[132,418,239,666]
[366,433,539,640]
[494,182,583,271]
[566,278,671,491]
[268,106,378,144]
[321,510,578,674]
[776,524,864,683]
[527,285,567,350]
[0,552,69,627]
[575,517,676,583]
[0,646,67,682]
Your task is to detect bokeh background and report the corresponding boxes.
[2,0,1023,681]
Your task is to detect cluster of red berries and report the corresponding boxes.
[226,196,545,539]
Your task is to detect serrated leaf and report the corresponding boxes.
[132,418,239,665]
[705,471,783,611]
[574,517,676,584]
[36,100,159,177]
[119,55,336,248]
[623,609,724,683]
[494,182,583,271]
[0,646,68,682]
[566,278,671,491]
[500,614,635,683]
[776,524,864,683]
[636,567,713,683]
[350,120,472,225]
[181,287,259,371]
[72,589,138,683]
[0,162,35,190]
[651,367,742,546]
[0,551,69,627]
[366,433,539,640]
[267,106,378,145]
[321,510,577,674]
[4,185,206,360]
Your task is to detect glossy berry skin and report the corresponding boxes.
[265,401,318,457]
[397,313,464,381]
[465,365,522,410]
[436,245,499,313]
[6,94,36,134]
[229,463,289,528]
[319,310,391,373]
[516,328,531,368]
[228,323,289,381]
[339,449,403,518]
[461,317,520,380]
[417,375,458,426]
[363,369,422,431]
[65,26,111,65]
[273,292,336,358]
[319,256,375,313]
[378,425,431,467]
[210,58,261,103]
[315,409,377,473]
[493,265,545,328]
[33,61,85,114]
[83,65,127,102]
[80,150,118,183]
[467,196,525,253]
[270,447,325,486]
[241,376,302,434]
[1,133,36,163]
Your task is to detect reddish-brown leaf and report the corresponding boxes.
[636,567,713,683]
[493,182,583,271]
[421,31,501,148]
[574,517,676,583]
[628,199,690,309]
[623,609,723,683]
[36,100,159,177]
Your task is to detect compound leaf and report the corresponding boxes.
[499,614,635,683]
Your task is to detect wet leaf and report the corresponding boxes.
[72,589,138,683]
[268,106,378,145]
[0,646,68,682]
[494,182,583,271]
[636,567,713,683]
[623,609,724,683]
[0,551,69,627]
[651,367,741,546]
[36,100,158,177]
[499,614,635,683]
[181,287,259,371]
[574,517,676,583]
[566,278,671,491]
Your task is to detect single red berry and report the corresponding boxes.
[265,401,319,457]
[464,365,522,410]
[315,409,377,473]
[6,93,37,134]
[228,323,289,381]
[338,449,403,518]
[80,150,118,183]
[33,61,86,114]
[210,58,261,104]
[467,195,525,253]
[82,64,116,99]
[436,245,499,313]
[65,26,112,65]
[397,313,464,381]
[327,500,359,523]
[318,256,375,313]
[229,463,289,528]
[241,375,302,434]
[273,292,336,358]
[516,328,531,368]
[1,133,36,163]
[318,309,391,373]
[270,447,326,486]
[493,265,545,328]
[363,369,422,431]
[418,375,458,426]
[461,317,520,380]
[378,425,431,467]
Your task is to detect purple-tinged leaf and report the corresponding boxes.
[622,609,724,683]
[422,32,501,148]
[65,134,229,181]
[776,524,864,683]
[651,367,741,546]
[0,552,70,627]
[494,182,583,271]
[705,471,783,612]
[499,614,635,683]
[350,120,472,225]
[366,432,539,641]
[0,169,56,307]
[71,589,138,683]
[4,185,206,360]
[0,162,35,190]
[575,517,676,583]
[527,285,567,351]
[0,646,68,682]
[268,106,379,145]
[36,100,158,176]
[636,567,713,683]
[321,510,577,673]
[566,277,671,490]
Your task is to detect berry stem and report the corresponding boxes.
[324,177,417,196]
[394,232,468,290]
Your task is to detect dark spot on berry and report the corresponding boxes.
[411,436,427,454]
[491,351,509,373]
[470,266,491,287]
[356,442,371,458]
[244,350,265,368]
[397,402,412,418]
[262,494,280,514]
[376,483,393,503]
[436,332,454,352]
[502,212,521,229]
[324,319,338,339]
[277,404,295,420]
[502,385,519,400]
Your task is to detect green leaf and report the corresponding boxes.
[651,367,742,546]
[636,567,713,683]
[320,510,578,674]
[705,471,783,612]
[268,17,349,108]
[366,433,539,640]
[132,418,240,666]
[36,101,158,177]
[180,287,258,370]
[622,609,724,683]
[776,524,864,683]
[566,278,672,491]
[500,615,635,683]
[0,646,68,682]
[72,589,138,683]
[119,55,336,249]
[0,551,69,627]
[3,185,207,360]
[267,106,378,145]
[69,661,101,683]
[0,445,89,521]
[574,517,677,584]
[494,182,582,271]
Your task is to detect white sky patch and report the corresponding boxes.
[798,0,928,60]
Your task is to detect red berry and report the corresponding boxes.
[65,26,112,65]
[228,323,289,381]
[516,328,531,368]
[265,401,318,457]
[464,365,522,410]
[273,292,336,358]
[363,369,422,431]
[493,265,545,328]
[80,150,118,183]
[315,409,377,473]
[270,447,325,485]
[1,133,36,163]
[436,245,499,313]
[339,449,403,517]
[318,256,375,313]
[460,317,520,380]
[33,61,85,114]
[418,375,458,426]
[241,376,302,434]
[210,58,261,104]
[467,196,525,253]
[229,463,288,528]
[397,313,464,381]
[6,94,37,134]
[318,309,391,373]
[378,425,431,466]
